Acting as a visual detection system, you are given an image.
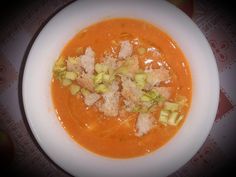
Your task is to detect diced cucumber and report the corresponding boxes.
[53,66,66,73]
[55,57,65,67]
[176,115,184,125]
[140,90,160,103]
[95,84,108,93]
[146,90,159,100]
[67,57,77,64]
[135,73,147,88]
[65,71,78,80]
[116,66,128,75]
[81,88,90,96]
[140,95,152,102]
[95,63,108,73]
[70,84,80,95]
[159,110,169,125]
[164,102,179,112]
[62,79,72,86]
[102,74,111,83]
[94,73,104,85]
[167,112,179,125]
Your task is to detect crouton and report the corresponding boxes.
[116,56,139,79]
[84,93,101,106]
[97,81,120,117]
[118,40,133,59]
[76,72,94,92]
[103,55,118,72]
[123,99,136,112]
[135,113,154,137]
[153,87,171,99]
[121,76,143,103]
[145,68,170,88]
[79,47,95,74]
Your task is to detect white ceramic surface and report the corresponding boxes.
[22,1,219,177]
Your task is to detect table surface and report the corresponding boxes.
[0,0,236,176]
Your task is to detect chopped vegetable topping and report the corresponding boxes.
[164,102,179,112]
[135,73,147,89]
[62,79,72,86]
[95,84,109,93]
[70,84,80,95]
[53,42,187,137]
[65,71,78,80]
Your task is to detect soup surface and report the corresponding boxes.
[51,18,192,158]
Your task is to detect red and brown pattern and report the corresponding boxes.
[215,89,234,121]
[169,135,228,177]
[193,0,236,72]
[0,53,17,94]
[208,29,236,72]
[0,104,69,177]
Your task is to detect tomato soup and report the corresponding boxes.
[51,18,192,158]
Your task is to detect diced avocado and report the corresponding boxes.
[65,71,78,80]
[94,73,104,85]
[81,88,90,96]
[95,84,108,93]
[164,102,179,112]
[159,110,169,125]
[167,112,179,125]
[137,47,146,55]
[135,73,147,89]
[69,84,80,95]
[62,79,72,86]
[95,63,108,73]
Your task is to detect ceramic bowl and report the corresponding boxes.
[22,1,219,177]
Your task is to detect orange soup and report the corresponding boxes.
[51,18,192,158]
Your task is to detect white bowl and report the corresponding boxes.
[22,1,219,177]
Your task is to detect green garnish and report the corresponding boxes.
[95,84,108,93]
[64,71,78,80]
[135,73,147,89]
[69,84,80,95]
[62,79,72,86]
[95,63,108,73]
[81,88,90,96]
[164,102,179,112]
[159,110,169,125]
[94,73,104,85]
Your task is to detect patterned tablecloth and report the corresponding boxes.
[0,0,236,176]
